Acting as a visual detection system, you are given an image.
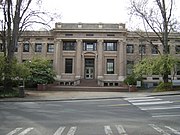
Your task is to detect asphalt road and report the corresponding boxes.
[0,95,180,135]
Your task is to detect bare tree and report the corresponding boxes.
[128,0,179,83]
[0,0,59,91]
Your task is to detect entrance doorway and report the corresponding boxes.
[85,58,94,79]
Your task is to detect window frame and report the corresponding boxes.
[151,45,159,54]
[63,41,76,51]
[47,43,54,53]
[0,43,4,52]
[65,58,73,73]
[106,59,114,74]
[176,62,180,75]
[104,42,117,51]
[35,43,42,52]
[83,42,97,51]
[126,44,134,53]
[23,43,30,52]
[139,44,146,55]
[127,60,134,75]
[175,45,180,54]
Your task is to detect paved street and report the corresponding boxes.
[0,94,180,135]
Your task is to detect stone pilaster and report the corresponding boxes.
[75,39,82,79]
[97,39,103,79]
[17,42,22,62]
[29,42,34,58]
[54,39,62,78]
[43,42,47,56]
[118,40,126,81]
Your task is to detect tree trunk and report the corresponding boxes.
[3,0,13,91]
[163,73,169,83]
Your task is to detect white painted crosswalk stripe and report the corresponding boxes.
[127,98,162,103]
[67,127,77,135]
[149,124,171,135]
[124,97,155,100]
[53,127,65,135]
[142,105,180,111]
[18,128,34,135]
[6,128,22,135]
[115,125,128,135]
[104,126,113,135]
[149,124,180,135]
[104,125,128,135]
[133,101,173,106]
[53,126,77,135]
[165,126,180,135]
[6,128,34,135]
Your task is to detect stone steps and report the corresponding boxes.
[79,79,98,87]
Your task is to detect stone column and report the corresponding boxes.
[43,42,47,57]
[54,39,62,79]
[118,40,126,81]
[17,42,22,62]
[29,42,34,59]
[75,39,82,79]
[97,39,103,79]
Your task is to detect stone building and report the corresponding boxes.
[1,23,180,87]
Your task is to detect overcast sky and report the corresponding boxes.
[41,0,129,24]
[40,0,180,30]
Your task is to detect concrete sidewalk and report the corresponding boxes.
[0,89,180,102]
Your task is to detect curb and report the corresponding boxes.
[0,96,124,102]
[148,92,180,97]
[1,92,180,102]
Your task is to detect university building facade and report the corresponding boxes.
[1,23,180,87]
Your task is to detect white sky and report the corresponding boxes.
[40,0,180,30]
[41,0,129,24]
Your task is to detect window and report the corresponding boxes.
[23,43,29,52]
[139,44,146,54]
[86,34,94,36]
[0,43,3,52]
[48,60,54,68]
[107,34,115,37]
[63,41,76,51]
[127,44,134,53]
[107,59,114,74]
[151,45,158,54]
[35,43,42,52]
[48,38,54,40]
[47,43,54,52]
[65,58,73,73]
[65,34,73,36]
[175,45,180,54]
[83,42,96,51]
[23,38,30,41]
[127,60,134,75]
[104,42,117,51]
[177,62,180,75]
[35,38,42,40]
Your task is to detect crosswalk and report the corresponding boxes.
[125,96,180,118]
[5,124,180,135]
[149,124,180,135]
[53,126,77,135]
[6,127,34,135]
[104,125,128,135]
[124,96,174,110]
